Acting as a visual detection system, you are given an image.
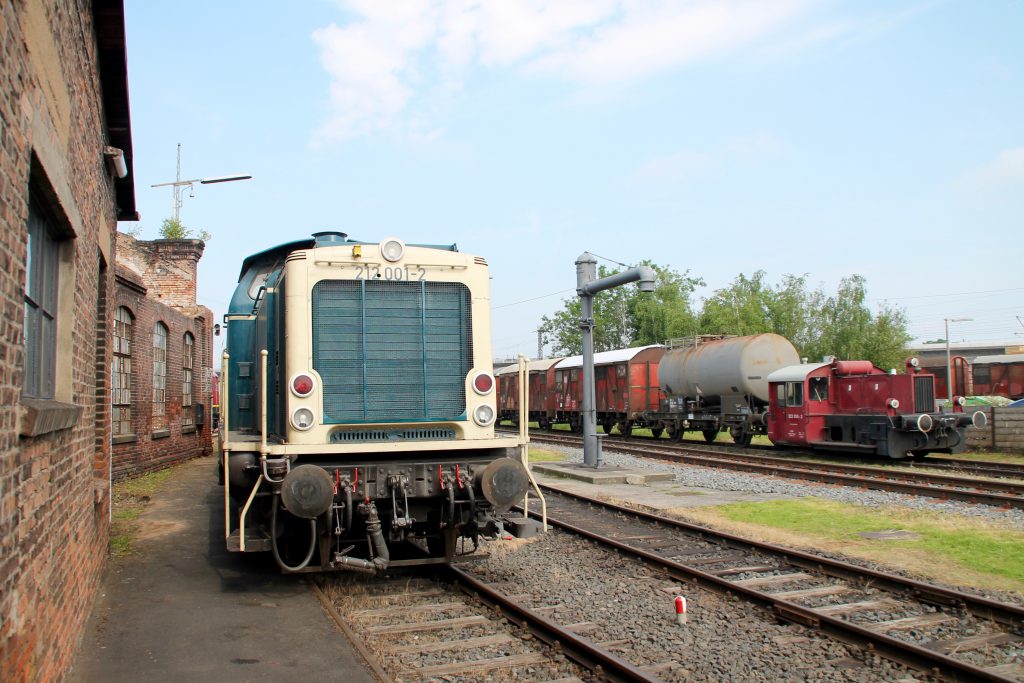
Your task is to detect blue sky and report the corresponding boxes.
[122,0,1024,359]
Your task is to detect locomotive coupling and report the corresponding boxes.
[477,457,530,511]
[280,465,335,519]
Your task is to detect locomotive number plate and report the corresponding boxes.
[354,264,427,281]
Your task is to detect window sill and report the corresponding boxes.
[112,433,138,445]
[19,398,82,437]
[182,425,196,434]
[151,429,171,440]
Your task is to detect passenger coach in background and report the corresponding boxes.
[220,232,530,573]
[766,358,986,459]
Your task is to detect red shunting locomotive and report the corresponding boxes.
[766,358,987,459]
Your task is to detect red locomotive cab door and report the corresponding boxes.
[784,381,806,443]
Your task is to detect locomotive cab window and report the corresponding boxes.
[809,377,829,402]
[775,383,786,407]
[787,382,803,407]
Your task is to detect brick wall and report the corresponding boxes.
[0,2,130,681]
[112,236,215,479]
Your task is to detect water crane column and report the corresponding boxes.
[575,252,656,468]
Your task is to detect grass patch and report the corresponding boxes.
[685,497,1024,593]
[525,447,565,463]
[109,466,180,557]
[950,450,1024,465]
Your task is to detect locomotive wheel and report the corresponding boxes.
[650,427,664,439]
[702,429,718,443]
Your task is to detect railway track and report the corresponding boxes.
[522,485,1024,682]
[499,426,1024,481]
[313,570,661,682]
[520,431,1024,510]
[655,438,1024,482]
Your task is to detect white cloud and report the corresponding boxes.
[311,0,817,143]
[958,147,1024,197]
[635,133,785,183]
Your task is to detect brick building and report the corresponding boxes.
[0,1,136,681]
[112,234,214,479]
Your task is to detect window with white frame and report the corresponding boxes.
[23,197,61,399]
[112,306,133,434]
[182,332,194,426]
[153,322,168,423]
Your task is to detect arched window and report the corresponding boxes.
[153,322,168,425]
[112,306,133,435]
[182,332,194,426]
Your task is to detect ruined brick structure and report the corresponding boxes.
[0,1,136,680]
[112,234,214,479]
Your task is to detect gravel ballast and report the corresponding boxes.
[471,532,920,682]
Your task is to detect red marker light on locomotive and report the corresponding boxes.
[291,373,315,397]
[472,372,494,395]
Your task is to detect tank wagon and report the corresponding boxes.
[653,334,801,445]
[766,358,986,458]
[220,232,529,573]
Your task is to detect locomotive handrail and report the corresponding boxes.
[222,351,230,541]
[239,476,262,552]
[260,349,268,456]
[518,354,547,532]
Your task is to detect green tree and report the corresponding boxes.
[160,217,210,241]
[629,262,703,345]
[538,262,701,356]
[801,275,911,369]
[698,271,910,369]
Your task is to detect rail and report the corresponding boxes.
[524,485,1024,682]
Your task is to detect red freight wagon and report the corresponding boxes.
[971,354,1024,400]
[552,345,665,435]
[766,358,984,459]
[495,358,563,428]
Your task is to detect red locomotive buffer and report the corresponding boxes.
[766,358,986,459]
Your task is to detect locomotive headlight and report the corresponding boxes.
[380,237,405,262]
[291,373,315,397]
[909,357,920,368]
[291,407,316,431]
[956,396,967,407]
[472,371,495,395]
[887,398,900,409]
[473,404,496,427]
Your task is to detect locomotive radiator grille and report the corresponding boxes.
[914,375,936,413]
[312,280,472,423]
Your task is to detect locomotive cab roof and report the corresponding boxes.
[767,362,832,383]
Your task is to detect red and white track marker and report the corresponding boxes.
[674,595,687,625]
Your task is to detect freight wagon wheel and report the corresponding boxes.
[667,425,682,441]
[617,421,633,437]
[650,427,664,439]
[702,429,718,443]
[729,426,753,447]
[540,418,553,431]
[602,420,615,435]
[570,419,583,434]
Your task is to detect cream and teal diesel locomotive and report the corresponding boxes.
[220,232,529,572]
